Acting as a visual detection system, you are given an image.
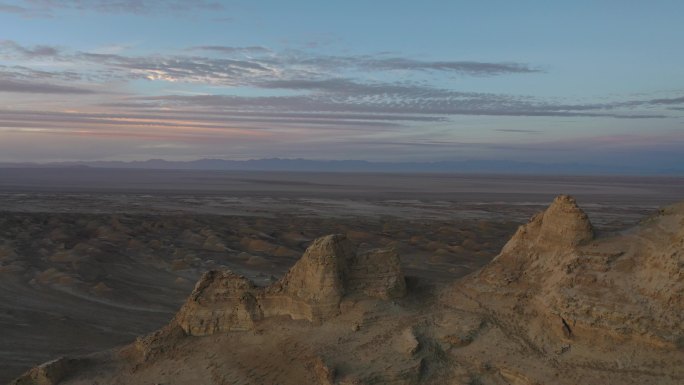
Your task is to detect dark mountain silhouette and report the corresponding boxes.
[0,158,682,175]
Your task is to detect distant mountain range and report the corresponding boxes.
[0,158,682,175]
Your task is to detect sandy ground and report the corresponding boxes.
[1,168,683,203]
[1,170,682,383]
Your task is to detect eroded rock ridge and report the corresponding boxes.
[12,196,684,385]
[175,234,406,335]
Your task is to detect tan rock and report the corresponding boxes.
[172,234,407,336]
[274,234,355,321]
[500,194,593,257]
[15,197,684,385]
[174,270,262,335]
[12,357,81,385]
[395,327,420,356]
[465,194,682,357]
[347,248,406,300]
[309,356,336,385]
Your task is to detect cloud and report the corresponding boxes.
[494,129,541,133]
[76,52,276,84]
[0,40,675,124]
[94,106,447,123]
[1,1,223,16]
[0,40,61,58]
[69,52,539,86]
[0,65,83,82]
[0,3,26,13]
[0,40,542,88]
[0,108,421,136]
[137,91,664,119]
[569,94,684,110]
[646,95,684,105]
[348,57,540,75]
[189,46,272,55]
[0,78,95,94]
[257,78,468,97]
[268,52,541,76]
[0,2,52,17]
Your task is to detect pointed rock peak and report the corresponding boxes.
[168,234,405,335]
[302,234,355,263]
[539,195,594,247]
[548,195,583,213]
[500,195,593,256]
[176,270,260,335]
[189,270,254,302]
[276,235,356,317]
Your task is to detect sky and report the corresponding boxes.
[0,0,683,170]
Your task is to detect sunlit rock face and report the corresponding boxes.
[499,194,594,258]
[174,271,262,335]
[464,195,683,356]
[175,234,406,335]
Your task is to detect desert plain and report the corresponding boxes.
[1,169,683,384]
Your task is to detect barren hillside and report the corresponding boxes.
[11,196,684,385]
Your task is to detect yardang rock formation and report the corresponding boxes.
[174,234,406,336]
[12,196,684,385]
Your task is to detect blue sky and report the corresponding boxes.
[0,0,683,170]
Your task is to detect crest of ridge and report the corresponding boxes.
[173,234,406,336]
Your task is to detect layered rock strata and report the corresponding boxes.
[175,234,406,336]
[462,194,683,354]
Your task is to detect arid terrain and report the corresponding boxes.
[1,170,683,384]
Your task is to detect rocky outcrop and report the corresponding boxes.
[499,194,593,257]
[477,195,595,288]
[174,271,262,335]
[268,234,356,321]
[308,356,336,385]
[14,196,684,385]
[463,194,683,356]
[12,357,84,385]
[347,248,406,300]
[174,234,406,336]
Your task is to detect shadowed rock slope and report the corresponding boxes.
[11,196,684,385]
